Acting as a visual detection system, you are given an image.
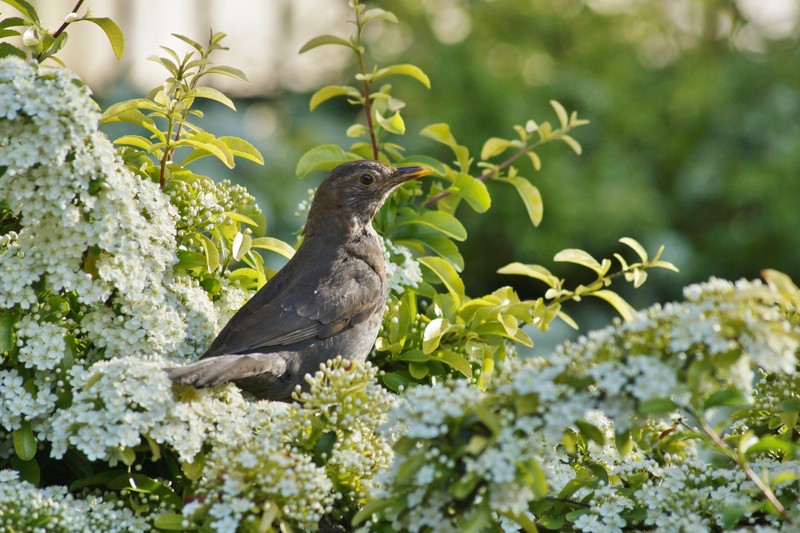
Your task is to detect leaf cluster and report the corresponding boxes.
[0,0,122,63]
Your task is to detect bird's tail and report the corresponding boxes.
[165,354,287,388]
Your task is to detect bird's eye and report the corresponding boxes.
[359,173,375,186]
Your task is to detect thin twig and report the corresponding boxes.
[679,416,787,518]
[353,8,379,161]
[36,0,86,62]
[422,129,569,207]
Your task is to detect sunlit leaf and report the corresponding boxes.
[453,173,490,213]
[85,18,124,59]
[1,0,39,24]
[497,262,559,287]
[480,137,514,160]
[554,248,605,274]
[188,86,236,110]
[373,63,431,89]
[375,110,406,135]
[420,123,457,147]
[299,34,353,54]
[251,237,295,260]
[419,256,465,304]
[550,99,569,128]
[497,176,542,226]
[590,290,636,321]
[310,85,360,111]
[396,210,467,241]
[296,144,360,177]
[619,237,648,263]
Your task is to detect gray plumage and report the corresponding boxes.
[166,160,430,401]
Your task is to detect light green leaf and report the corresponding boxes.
[550,99,569,128]
[561,134,582,155]
[176,135,234,168]
[310,85,360,111]
[113,135,156,152]
[497,262,559,287]
[251,237,295,260]
[590,290,636,321]
[436,349,473,378]
[362,8,399,24]
[554,248,604,273]
[171,32,202,51]
[396,210,467,241]
[453,173,490,213]
[375,110,406,135]
[84,18,124,59]
[13,420,36,461]
[527,151,542,171]
[419,256,465,305]
[373,63,431,89]
[296,144,360,177]
[196,233,219,272]
[420,123,457,147]
[352,498,396,526]
[480,137,514,160]
[396,155,448,176]
[231,232,251,261]
[299,34,353,54]
[153,513,192,531]
[101,98,162,123]
[223,211,258,227]
[219,136,264,165]
[497,176,543,227]
[346,124,368,138]
[619,237,648,263]
[188,86,236,110]
[205,65,249,83]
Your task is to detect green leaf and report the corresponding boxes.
[704,388,749,409]
[299,34,353,53]
[589,290,636,321]
[550,99,569,128]
[375,110,406,135]
[361,8,399,24]
[352,498,396,526]
[745,435,797,458]
[419,256,465,305]
[310,85,360,111]
[373,63,431,89]
[462,501,492,533]
[0,42,26,59]
[561,134,582,155]
[231,232,251,261]
[435,349,473,378]
[196,233,219,272]
[396,210,467,241]
[576,421,605,445]
[84,18,124,59]
[219,136,264,165]
[498,176,543,227]
[0,309,16,353]
[101,98,162,123]
[420,123,457,147]
[296,145,360,177]
[188,86,236,110]
[171,33,202,51]
[481,137,514,160]
[497,262,559,288]
[113,135,156,152]
[619,237,648,263]
[396,155,448,176]
[1,0,39,24]
[205,65,249,83]
[554,248,606,274]
[453,173,491,213]
[154,513,194,531]
[637,397,678,415]
[251,237,295,260]
[527,151,542,171]
[13,420,36,461]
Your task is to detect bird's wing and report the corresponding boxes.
[201,251,383,358]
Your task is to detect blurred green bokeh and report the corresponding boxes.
[99,0,800,329]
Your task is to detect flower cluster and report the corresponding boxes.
[0,470,149,532]
[361,277,800,531]
[186,358,396,531]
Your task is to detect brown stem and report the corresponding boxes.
[358,51,379,161]
[36,0,86,62]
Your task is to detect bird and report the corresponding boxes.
[166,160,431,401]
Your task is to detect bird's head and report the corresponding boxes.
[306,160,431,234]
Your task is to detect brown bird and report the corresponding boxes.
[166,160,431,400]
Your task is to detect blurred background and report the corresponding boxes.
[19,0,800,335]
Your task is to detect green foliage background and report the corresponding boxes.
[95,0,799,326]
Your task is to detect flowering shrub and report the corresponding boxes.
[2,2,800,532]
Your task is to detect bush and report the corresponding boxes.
[1,1,799,532]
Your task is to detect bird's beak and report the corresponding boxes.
[388,166,433,188]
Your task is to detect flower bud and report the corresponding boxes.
[22,27,40,47]
[64,12,79,23]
